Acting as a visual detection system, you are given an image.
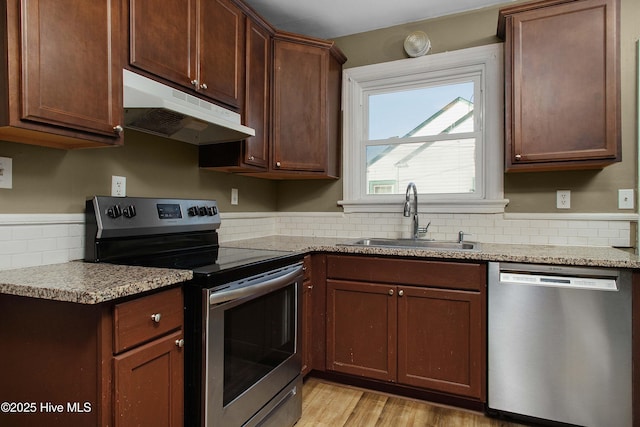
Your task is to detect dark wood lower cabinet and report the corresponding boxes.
[0,287,184,427]
[114,330,184,427]
[327,280,397,382]
[325,255,486,402]
[302,255,313,376]
[397,286,483,399]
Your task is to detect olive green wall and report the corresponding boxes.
[1,0,638,214]
[329,0,639,214]
[0,131,277,213]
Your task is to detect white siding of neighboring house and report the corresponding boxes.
[367,97,476,194]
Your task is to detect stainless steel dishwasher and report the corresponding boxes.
[487,262,632,427]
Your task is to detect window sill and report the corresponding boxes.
[338,198,510,214]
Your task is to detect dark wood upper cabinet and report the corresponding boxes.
[498,0,620,172]
[200,28,346,179]
[242,16,271,169]
[199,13,271,172]
[199,0,245,108]
[128,0,245,109]
[268,31,346,178]
[0,0,124,149]
[128,0,196,90]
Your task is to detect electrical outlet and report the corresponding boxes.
[0,157,13,189]
[231,188,238,205]
[111,175,126,197]
[618,189,634,209]
[556,190,570,209]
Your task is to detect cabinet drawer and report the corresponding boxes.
[114,287,183,353]
[327,255,485,291]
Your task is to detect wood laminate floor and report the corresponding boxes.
[297,378,525,427]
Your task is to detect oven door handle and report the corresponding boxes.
[209,265,302,306]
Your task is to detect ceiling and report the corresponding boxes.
[242,0,515,39]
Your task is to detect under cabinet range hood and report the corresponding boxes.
[122,69,255,144]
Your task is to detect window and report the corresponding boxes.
[340,44,507,213]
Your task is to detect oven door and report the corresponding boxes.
[203,263,303,427]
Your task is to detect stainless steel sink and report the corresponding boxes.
[342,238,478,251]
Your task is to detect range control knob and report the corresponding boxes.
[188,206,199,217]
[206,206,217,216]
[123,205,137,218]
[107,205,122,218]
[198,207,207,216]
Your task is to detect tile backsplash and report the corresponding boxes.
[0,212,635,271]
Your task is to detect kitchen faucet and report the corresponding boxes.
[403,182,429,239]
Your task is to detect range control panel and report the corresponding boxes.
[87,196,220,239]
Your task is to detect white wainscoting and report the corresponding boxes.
[0,212,636,271]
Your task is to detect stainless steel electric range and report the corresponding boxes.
[85,196,304,427]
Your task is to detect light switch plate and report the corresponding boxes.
[231,188,238,205]
[556,190,570,209]
[618,189,634,209]
[0,157,13,189]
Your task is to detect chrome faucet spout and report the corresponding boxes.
[404,182,421,239]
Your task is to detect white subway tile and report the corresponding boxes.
[0,240,28,255]
[12,226,44,240]
[11,252,42,269]
[42,250,70,265]
[28,238,58,252]
[42,225,70,238]
[0,228,11,241]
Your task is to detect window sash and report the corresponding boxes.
[340,44,507,214]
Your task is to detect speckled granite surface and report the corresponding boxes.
[2,237,638,304]
[222,236,640,269]
[0,262,192,304]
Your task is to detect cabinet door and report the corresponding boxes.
[504,0,619,171]
[272,39,327,172]
[20,0,122,139]
[326,280,397,381]
[302,279,313,376]
[199,0,245,108]
[397,286,483,399]
[114,330,184,427]
[243,18,271,168]
[129,0,196,89]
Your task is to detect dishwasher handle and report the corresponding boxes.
[498,271,619,291]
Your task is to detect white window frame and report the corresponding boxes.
[339,44,508,214]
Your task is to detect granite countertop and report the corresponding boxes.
[222,235,640,269]
[0,262,192,304]
[2,236,639,304]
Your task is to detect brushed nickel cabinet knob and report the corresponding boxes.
[113,125,123,134]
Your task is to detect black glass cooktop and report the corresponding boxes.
[192,247,298,278]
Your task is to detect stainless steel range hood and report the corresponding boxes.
[123,69,255,144]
